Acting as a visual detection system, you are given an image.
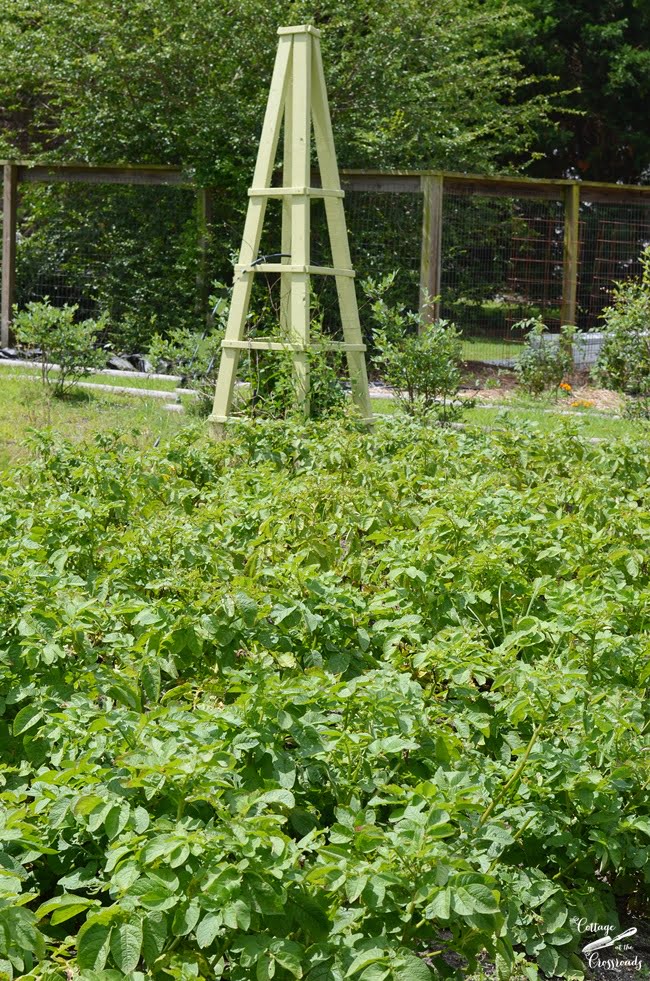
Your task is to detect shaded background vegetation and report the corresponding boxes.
[0,0,649,349]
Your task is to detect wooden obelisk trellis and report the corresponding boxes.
[209,25,373,430]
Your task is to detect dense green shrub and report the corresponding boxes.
[513,318,574,395]
[13,299,107,397]
[364,275,469,422]
[593,244,650,397]
[1,419,649,977]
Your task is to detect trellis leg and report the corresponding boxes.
[210,35,292,431]
[288,30,311,419]
[311,38,373,423]
[279,84,293,338]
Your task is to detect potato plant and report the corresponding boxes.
[1,420,650,979]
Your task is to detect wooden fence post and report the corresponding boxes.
[196,187,213,326]
[419,174,443,327]
[1,162,18,347]
[561,183,580,326]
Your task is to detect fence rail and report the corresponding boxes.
[2,160,650,360]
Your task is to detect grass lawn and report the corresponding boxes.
[0,378,187,469]
[464,404,646,440]
[75,371,180,391]
[370,396,649,440]
[0,374,644,471]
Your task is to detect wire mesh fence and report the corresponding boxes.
[14,180,201,351]
[438,193,565,360]
[2,163,650,365]
[578,197,650,329]
[340,174,650,364]
[344,190,422,310]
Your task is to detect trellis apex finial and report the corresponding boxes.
[277,25,321,36]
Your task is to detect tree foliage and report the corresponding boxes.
[0,0,561,182]
[518,0,650,181]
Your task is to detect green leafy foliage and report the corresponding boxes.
[513,319,574,395]
[0,0,561,181]
[518,0,650,182]
[13,300,107,397]
[593,246,650,413]
[244,322,347,423]
[364,275,470,422]
[236,296,348,422]
[148,297,229,418]
[1,419,650,977]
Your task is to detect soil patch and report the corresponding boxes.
[460,382,624,414]
[461,361,518,391]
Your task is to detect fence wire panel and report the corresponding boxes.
[242,199,342,347]
[577,198,650,329]
[15,182,201,349]
[7,164,650,368]
[343,189,422,339]
[440,193,564,363]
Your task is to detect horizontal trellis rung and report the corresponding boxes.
[234,263,355,277]
[248,186,345,198]
[221,339,366,352]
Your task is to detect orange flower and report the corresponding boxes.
[570,398,595,408]
[559,382,572,392]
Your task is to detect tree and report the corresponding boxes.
[0,0,569,350]
[0,0,561,184]
[517,0,650,182]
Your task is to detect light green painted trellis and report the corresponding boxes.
[209,25,373,431]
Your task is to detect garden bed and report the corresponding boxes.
[1,418,650,978]
[466,385,624,414]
